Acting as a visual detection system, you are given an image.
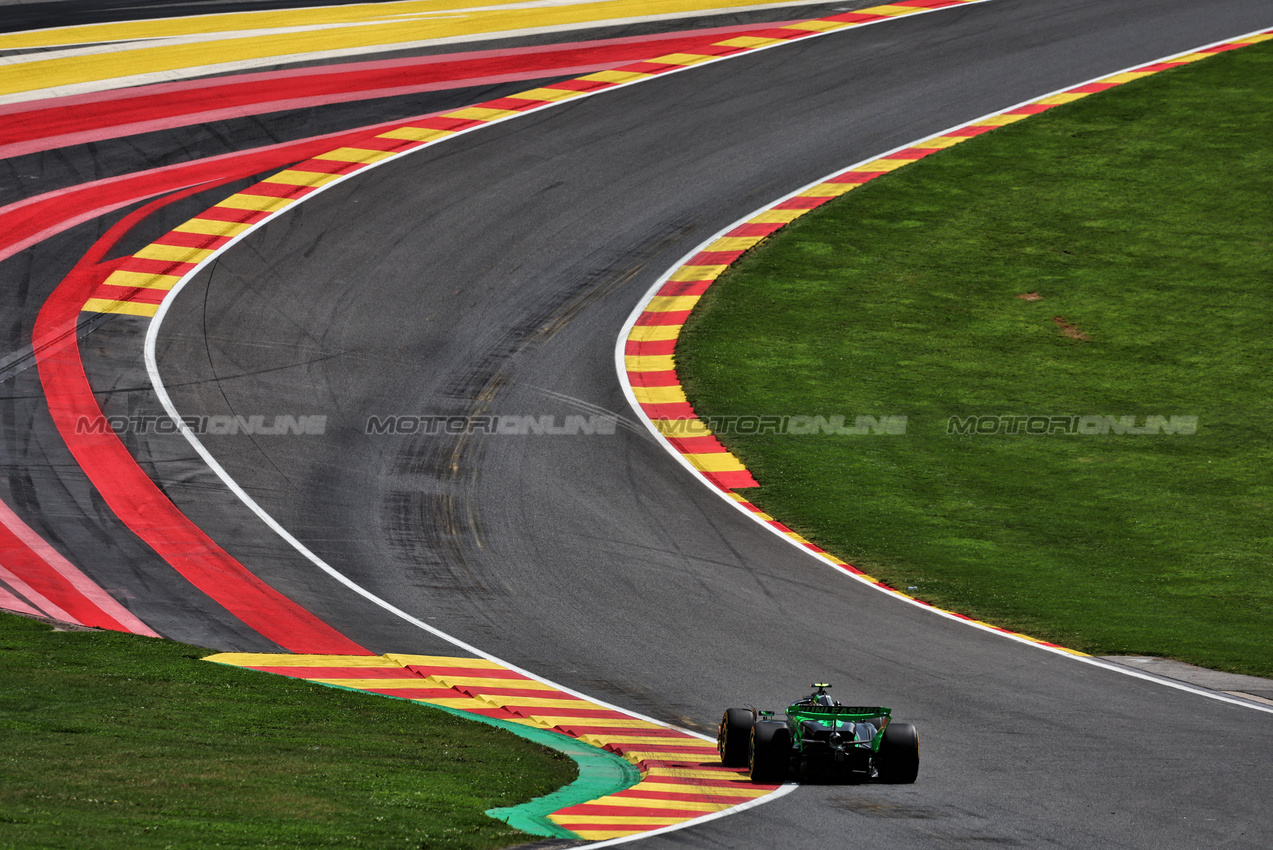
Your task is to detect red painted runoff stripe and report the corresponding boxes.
[0,562,77,622]
[0,23,800,159]
[0,498,158,634]
[33,310,370,652]
[0,582,45,618]
[0,520,127,629]
[31,210,369,653]
[0,112,458,265]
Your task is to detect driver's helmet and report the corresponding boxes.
[814,693,836,708]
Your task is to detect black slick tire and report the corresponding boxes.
[876,721,920,784]
[718,708,754,767]
[748,721,790,783]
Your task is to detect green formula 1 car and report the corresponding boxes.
[717,683,919,784]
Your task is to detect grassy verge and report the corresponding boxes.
[0,612,575,849]
[677,41,1273,676]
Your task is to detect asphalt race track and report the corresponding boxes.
[8,0,1273,846]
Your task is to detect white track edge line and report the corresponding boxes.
[138,0,1001,735]
[612,24,1273,718]
[144,311,700,736]
[134,11,997,837]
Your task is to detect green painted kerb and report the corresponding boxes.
[258,674,640,840]
[426,705,641,839]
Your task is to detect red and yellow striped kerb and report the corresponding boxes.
[79,0,986,317]
[207,652,778,840]
[622,27,1273,653]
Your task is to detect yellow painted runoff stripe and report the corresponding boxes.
[0,0,787,47]
[0,0,816,99]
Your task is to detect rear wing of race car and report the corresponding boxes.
[835,706,892,717]
[788,705,893,724]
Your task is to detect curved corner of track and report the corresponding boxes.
[613,24,1273,717]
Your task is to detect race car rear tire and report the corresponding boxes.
[748,721,790,783]
[718,708,754,767]
[876,721,919,784]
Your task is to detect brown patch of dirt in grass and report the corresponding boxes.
[1016,292,1043,301]
[1052,316,1091,340]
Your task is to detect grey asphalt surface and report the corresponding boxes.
[19,0,1273,846]
[0,0,879,651]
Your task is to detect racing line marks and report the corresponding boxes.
[25,1,1273,842]
[53,1,988,832]
[67,1,990,655]
[77,0,992,321]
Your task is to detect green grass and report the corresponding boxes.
[0,612,575,849]
[677,40,1273,676]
